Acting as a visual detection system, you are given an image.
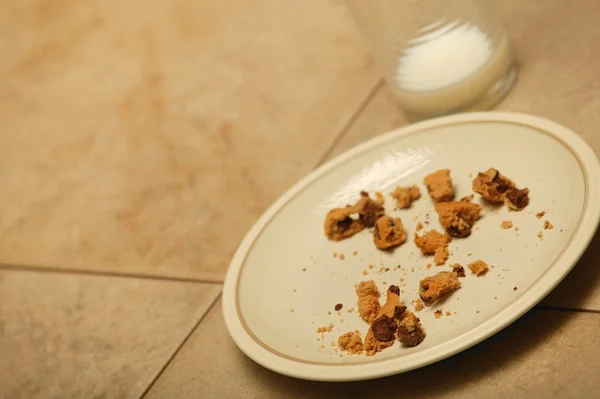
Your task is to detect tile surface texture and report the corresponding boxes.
[0,270,221,399]
[0,0,379,281]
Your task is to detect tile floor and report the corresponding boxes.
[2,0,600,398]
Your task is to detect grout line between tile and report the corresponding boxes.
[536,304,600,315]
[139,292,223,399]
[313,78,385,168]
[0,263,222,285]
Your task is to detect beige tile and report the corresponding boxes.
[325,0,600,310]
[0,270,221,399]
[145,300,600,399]
[0,0,379,281]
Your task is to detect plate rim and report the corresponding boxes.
[222,111,600,381]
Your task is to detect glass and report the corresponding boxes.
[346,0,518,121]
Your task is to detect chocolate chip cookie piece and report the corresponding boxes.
[373,216,407,249]
[323,206,365,241]
[396,312,426,347]
[323,192,385,241]
[371,315,398,342]
[504,187,530,211]
[435,201,482,238]
[356,191,386,227]
[472,168,515,203]
[419,271,462,306]
[424,169,454,203]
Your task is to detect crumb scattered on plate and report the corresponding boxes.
[434,309,443,319]
[468,260,489,276]
[500,220,513,229]
[544,220,554,230]
[536,210,546,219]
[450,263,466,277]
[391,185,421,209]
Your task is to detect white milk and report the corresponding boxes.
[394,22,515,120]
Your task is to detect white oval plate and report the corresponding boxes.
[222,112,600,381]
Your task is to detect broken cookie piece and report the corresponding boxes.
[414,230,451,255]
[396,312,426,347]
[434,246,450,265]
[468,260,489,276]
[356,191,386,227]
[450,263,466,277]
[424,169,454,202]
[472,168,515,203]
[338,330,364,354]
[472,168,530,211]
[371,315,398,342]
[323,192,385,241]
[358,295,380,324]
[504,187,530,211]
[391,185,421,209]
[373,216,407,249]
[376,285,401,319]
[364,328,395,356]
[419,271,461,306]
[356,280,381,298]
[435,201,482,238]
[323,206,365,241]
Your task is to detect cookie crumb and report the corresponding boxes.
[414,298,424,312]
[335,303,343,311]
[536,210,546,219]
[500,220,513,229]
[514,226,520,232]
[391,185,421,209]
[468,260,489,276]
[544,220,554,230]
[353,251,358,256]
[333,252,337,258]
[338,330,364,354]
[445,311,451,316]
[513,286,518,291]
[450,263,466,277]
[467,252,472,257]
[434,309,443,319]
[426,263,432,270]
[434,246,450,265]
[416,222,424,231]
[316,324,334,334]
[339,254,345,260]
[538,231,544,239]
[476,310,480,314]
